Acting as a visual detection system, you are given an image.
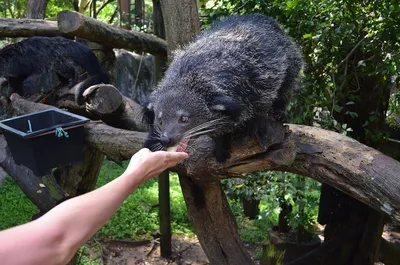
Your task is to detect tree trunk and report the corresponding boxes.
[179,177,255,265]
[134,0,143,29]
[118,0,131,29]
[160,0,200,56]
[25,0,49,19]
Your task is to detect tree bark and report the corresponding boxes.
[179,177,255,265]
[65,84,148,132]
[53,144,103,197]
[160,0,200,56]
[118,0,131,29]
[25,0,49,19]
[57,10,167,58]
[134,0,143,29]
[0,18,61,37]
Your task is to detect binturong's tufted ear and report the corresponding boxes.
[141,101,155,125]
[209,94,242,118]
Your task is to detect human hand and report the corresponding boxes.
[123,148,189,186]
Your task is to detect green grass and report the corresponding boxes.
[94,160,193,240]
[0,176,38,230]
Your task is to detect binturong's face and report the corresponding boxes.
[148,90,214,152]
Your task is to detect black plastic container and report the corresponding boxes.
[0,108,90,176]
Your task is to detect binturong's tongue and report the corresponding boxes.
[166,139,190,152]
[177,138,189,152]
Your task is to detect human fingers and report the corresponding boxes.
[147,151,188,174]
[166,152,189,167]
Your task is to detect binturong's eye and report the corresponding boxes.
[180,116,189,123]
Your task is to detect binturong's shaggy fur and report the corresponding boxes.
[0,36,110,105]
[143,14,304,162]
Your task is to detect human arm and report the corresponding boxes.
[0,148,188,265]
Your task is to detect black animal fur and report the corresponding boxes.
[143,14,304,162]
[0,36,110,105]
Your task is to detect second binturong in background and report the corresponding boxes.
[0,36,110,105]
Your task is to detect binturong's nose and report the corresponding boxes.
[160,133,173,147]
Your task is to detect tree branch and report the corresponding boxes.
[0,18,62,37]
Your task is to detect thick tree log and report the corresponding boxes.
[80,84,148,132]
[0,18,61,37]
[172,123,400,222]
[57,10,167,58]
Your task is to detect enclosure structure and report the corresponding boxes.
[0,4,399,265]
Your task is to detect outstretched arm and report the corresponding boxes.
[0,149,188,265]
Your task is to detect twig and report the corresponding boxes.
[337,35,368,69]
[388,138,400,144]
[6,0,14,18]
[132,51,145,100]
[96,0,115,16]
[146,239,160,257]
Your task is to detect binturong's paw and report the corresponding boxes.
[213,135,231,163]
[254,117,287,151]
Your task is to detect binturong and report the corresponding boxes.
[0,36,110,105]
[143,13,304,162]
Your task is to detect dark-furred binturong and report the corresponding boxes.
[0,36,110,105]
[143,13,304,162]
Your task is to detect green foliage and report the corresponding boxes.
[76,241,102,265]
[222,171,321,233]
[0,0,27,18]
[46,0,74,18]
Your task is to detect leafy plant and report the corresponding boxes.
[222,171,321,236]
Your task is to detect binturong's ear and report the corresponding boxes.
[141,102,155,125]
[209,94,242,118]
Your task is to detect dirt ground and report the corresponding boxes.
[92,224,400,265]
[96,234,261,265]
[100,235,210,265]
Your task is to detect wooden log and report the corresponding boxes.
[80,84,149,132]
[173,123,400,223]
[57,10,167,58]
[0,18,62,38]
